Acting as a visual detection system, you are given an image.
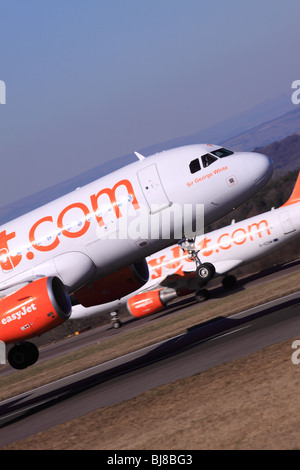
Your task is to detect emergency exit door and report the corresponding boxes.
[280,211,296,234]
[137,164,172,214]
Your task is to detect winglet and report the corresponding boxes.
[134,151,145,161]
[281,171,300,207]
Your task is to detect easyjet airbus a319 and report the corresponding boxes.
[0,144,272,369]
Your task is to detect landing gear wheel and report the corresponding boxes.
[112,319,122,329]
[8,342,39,370]
[196,263,215,281]
[195,289,210,302]
[110,311,122,329]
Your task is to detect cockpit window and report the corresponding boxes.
[211,148,234,158]
[190,148,234,173]
[201,154,218,168]
[189,158,201,174]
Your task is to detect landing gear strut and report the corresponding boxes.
[8,341,39,370]
[110,311,122,329]
[178,237,215,282]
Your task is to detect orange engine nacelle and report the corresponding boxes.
[0,276,71,344]
[127,288,177,318]
[74,260,149,307]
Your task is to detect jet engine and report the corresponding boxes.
[127,288,177,318]
[74,259,149,307]
[0,276,71,344]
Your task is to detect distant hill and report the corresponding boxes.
[222,106,300,152]
[254,132,300,174]
[140,92,296,155]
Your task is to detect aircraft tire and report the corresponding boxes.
[112,319,122,329]
[196,263,215,281]
[8,342,39,370]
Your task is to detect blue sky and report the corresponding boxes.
[1,0,300,205]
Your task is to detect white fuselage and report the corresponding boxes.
[0,144,272,295]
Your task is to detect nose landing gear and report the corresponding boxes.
[178,237,215,282]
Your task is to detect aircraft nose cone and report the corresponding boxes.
[245,152,273,187]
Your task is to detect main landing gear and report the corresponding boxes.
[178,237,216,282]
[8,341,39,370]
[110,311,122,329]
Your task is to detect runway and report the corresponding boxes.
[1,287,300,448]
[1,257,299,380]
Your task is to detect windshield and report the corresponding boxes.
[189,147,234,174]
[211,148,234,158]
[201,154,218,168]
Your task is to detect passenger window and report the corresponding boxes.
[201,154,218,168]
[189,158,201,174]
[211,148,234,158]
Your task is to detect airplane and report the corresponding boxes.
[0,144,272,369]
[71,170,300,328]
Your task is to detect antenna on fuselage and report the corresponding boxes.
[134,151,145,161]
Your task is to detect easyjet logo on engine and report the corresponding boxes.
[1,303,37,325]
[0,179,140,272]
[134,299,153,309]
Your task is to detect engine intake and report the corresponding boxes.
[0,276,71,344]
